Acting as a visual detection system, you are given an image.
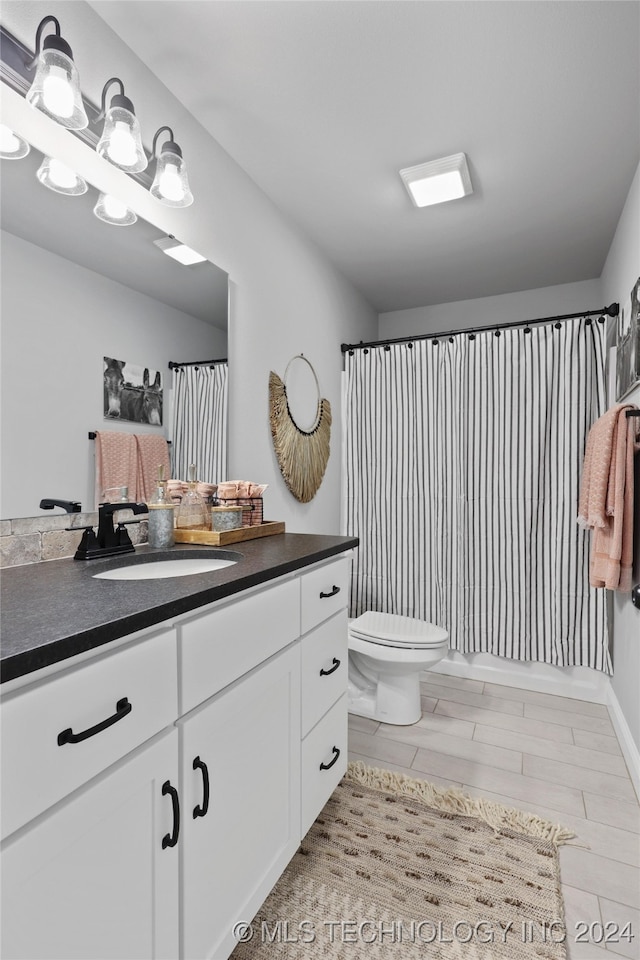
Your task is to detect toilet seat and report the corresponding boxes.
[349,611,448,649]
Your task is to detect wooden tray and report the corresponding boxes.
[174,521,285,546]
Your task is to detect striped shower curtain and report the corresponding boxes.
[342,318,611,673]
[170,363,228,484]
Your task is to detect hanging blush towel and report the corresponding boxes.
[94,430,139,505]
[578,403,640,591]
[269,355,331,503]
[135,435,171,504]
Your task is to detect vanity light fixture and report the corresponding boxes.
[0,124,30,159]
[150,126,193,207]
[400,152,473,208]
[96,78,147,173]
[36,156,88,196]
[93,192,138,226]
[25,16,88,130]
[153,235,206,265]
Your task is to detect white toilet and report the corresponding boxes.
[348,611,449,726]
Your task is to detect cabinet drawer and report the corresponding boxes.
[301,694,348,837]
[179,578,299,715]
[301,610,347,737]
[300,557,350,636]
[1,628,177,840]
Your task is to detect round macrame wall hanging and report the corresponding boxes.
[269,355,332,503]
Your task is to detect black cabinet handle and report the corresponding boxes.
[162,781,180,849]
[319,585,340,599]
[192,756,210,819]
[319,657,341,677]
[57,697,132,745]
[319,746,340,771]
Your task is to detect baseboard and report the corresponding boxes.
[606,684,640,803]
[427,652,610,703]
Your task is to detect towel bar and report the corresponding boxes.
[88,431,171,442]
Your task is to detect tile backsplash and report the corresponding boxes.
[0,511,148,568]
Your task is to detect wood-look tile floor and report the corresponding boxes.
[347,672,640,960]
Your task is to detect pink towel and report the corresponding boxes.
[135,435,171,503]
[95,431,139,505]
[578,404,639,591]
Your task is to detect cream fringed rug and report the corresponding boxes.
[232,762,574,959]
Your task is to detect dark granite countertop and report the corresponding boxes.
[1,533,358,684]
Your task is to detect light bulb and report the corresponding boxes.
[93,192,137,226]
[48,158,77,189]
[103,195,128,219]
[41,64,74,119]
[106,121,138,166]
[0,124,30,159]
[36,156,87,195]
[158,165,185,202]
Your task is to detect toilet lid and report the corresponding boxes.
[349,611,448,648]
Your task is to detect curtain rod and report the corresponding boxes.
[340,303,619,354]
[168,358,227,369]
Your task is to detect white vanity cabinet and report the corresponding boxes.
[176,578,301,960]
[179,644,301,960]
[1,629,180,960]
[298,558,350,836]
[0,551,352,960]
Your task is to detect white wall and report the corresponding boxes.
[600,164,640,756]
[379,278,603,339]
[0,230,225,518]
[0,1,378,534]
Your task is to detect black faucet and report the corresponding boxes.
[40,498,82,513]
[74,501,148,561]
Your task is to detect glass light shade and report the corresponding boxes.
[36,156,88,196]
[94,193,138,226]
[151,149,193,207]
[26,48,88,130]
[0,124,30,159]
[97,106,147,173]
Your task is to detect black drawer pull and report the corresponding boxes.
[57,697,132,745]
[192,756,210,819]
[319,746,340,771]
[319,657,341,677]
[319,585,340,599]
[162,781,180,849]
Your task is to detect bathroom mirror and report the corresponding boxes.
[0,131,229,520]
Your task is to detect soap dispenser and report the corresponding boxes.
[147,465,175,548]
[175,464,209,530]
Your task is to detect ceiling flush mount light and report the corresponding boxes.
[153,236,206,265]
[0,124,30,159]
[96,77,147,173]
[400,152,473,208]
[25,16,88,130]
[36,156,87,196]
[94,193,137,226]
[150,126,194,207]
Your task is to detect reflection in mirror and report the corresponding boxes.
[0,134,229,520]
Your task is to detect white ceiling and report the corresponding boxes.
[88,0,639,314]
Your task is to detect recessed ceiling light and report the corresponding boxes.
[153,235,206,265]
[400,152,473,208]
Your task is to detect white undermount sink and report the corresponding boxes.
[93,552,240,581]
